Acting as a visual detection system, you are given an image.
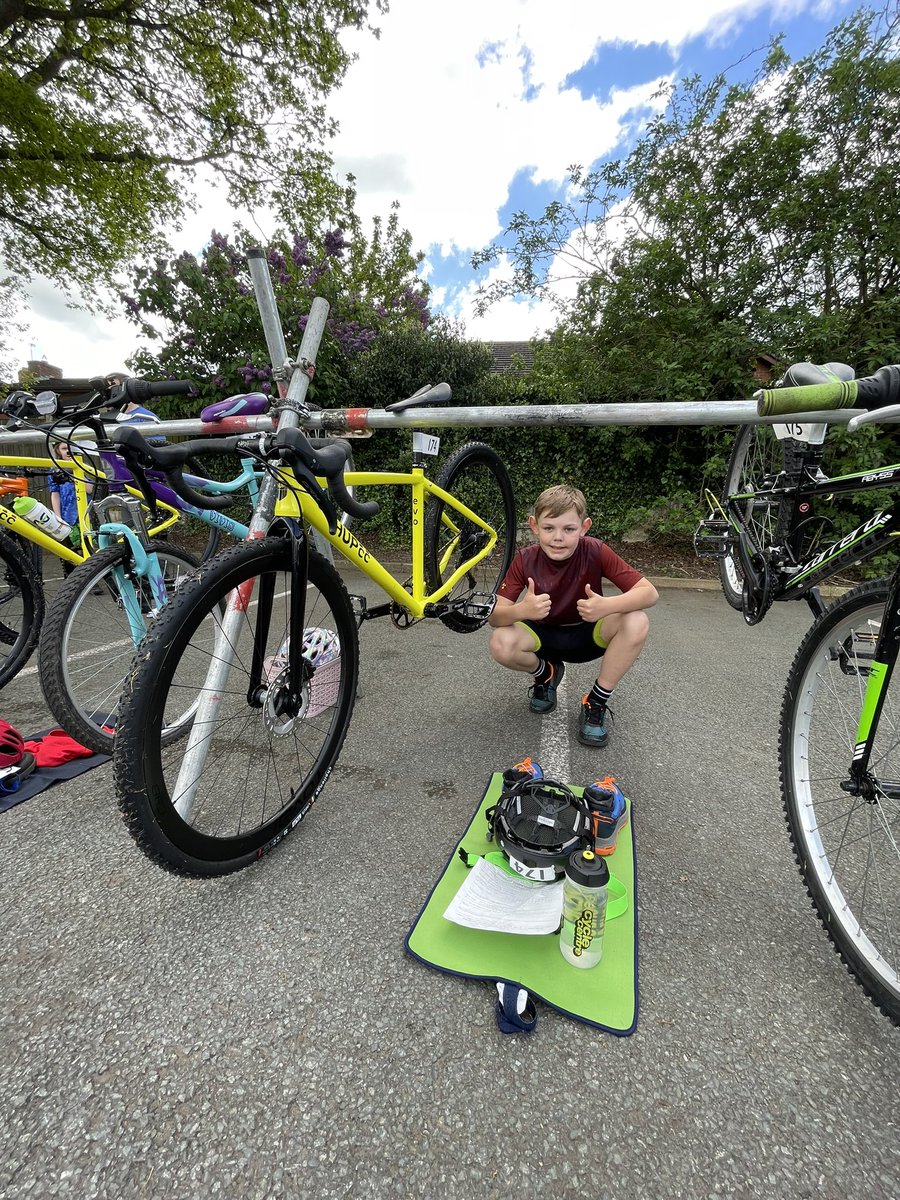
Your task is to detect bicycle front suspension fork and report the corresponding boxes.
[845,569,900,797]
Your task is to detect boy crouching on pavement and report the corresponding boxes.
[488,484,658,747]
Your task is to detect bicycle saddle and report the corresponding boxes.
[385,382,451,412]
[779,362,855,387]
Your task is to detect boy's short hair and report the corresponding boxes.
[533,484,587,522]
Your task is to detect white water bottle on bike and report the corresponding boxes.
[12,496,72,542]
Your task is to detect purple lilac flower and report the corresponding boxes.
[291,235,311,267]
[323,229,348,258]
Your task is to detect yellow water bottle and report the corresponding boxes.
[559,849,609,968]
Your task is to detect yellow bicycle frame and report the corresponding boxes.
[0,452,181,565]
[293,465,499,619]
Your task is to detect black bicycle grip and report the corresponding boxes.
[36,377,108,395]
[327,474,379,521]
[124,378,194,403]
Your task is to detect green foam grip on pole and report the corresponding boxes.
[755,379,859,417]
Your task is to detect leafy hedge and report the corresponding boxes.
[345,355,741,547]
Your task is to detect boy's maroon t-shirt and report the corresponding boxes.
[496,537,645,625]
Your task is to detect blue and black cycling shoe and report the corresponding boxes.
[583,774,627,855]
[501,755,544,791]
[528,661,564,714]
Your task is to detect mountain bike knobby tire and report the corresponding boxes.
[423,442,516,632]
[779,578,900,1024]
[37,541,200,755]
[114,537,359,877]
[0,525,45,690]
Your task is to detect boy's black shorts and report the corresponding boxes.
[517,619,607,664]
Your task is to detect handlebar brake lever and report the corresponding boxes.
[847,404,900,431]
[116,449,160,522]
[287,462,339,536]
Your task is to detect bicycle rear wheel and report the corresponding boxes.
[718,425,792,609]
[780,578,900,1023]
[37,541,200,754]
[424,442,516,632]
[114,537,358,876]
[0,527,44,690]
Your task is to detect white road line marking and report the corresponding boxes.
[540,672,571,780]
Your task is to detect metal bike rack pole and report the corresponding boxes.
[247,249,289,389]
[0,402,865,447]
[246,251,334,561]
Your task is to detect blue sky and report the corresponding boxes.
[17,0,856,376]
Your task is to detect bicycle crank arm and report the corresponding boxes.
[354,599,394,621]
[736,527,765,592]
[425,593,497,622]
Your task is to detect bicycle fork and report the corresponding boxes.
[843,571,900,802]
[172,531,310,821]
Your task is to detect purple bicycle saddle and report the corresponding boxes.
[201,393,270,422]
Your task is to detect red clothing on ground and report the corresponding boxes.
[496,537,644,625]
[23,729,94,767]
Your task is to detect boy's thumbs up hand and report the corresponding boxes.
[522,576,551,620]
[576,582,604,622]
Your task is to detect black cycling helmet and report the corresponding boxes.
[486,777,592,882]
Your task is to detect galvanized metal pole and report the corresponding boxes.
[245,253,333,559]
[0,402,872,446]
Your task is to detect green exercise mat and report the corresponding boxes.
[405,773,638,1035]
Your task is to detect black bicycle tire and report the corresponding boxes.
[37,541,200,755]
[0,526,44,689]
[114,537,358,877]
[718,425,792,610]
[780,578,900,1024]
[423,442,516,633]
[199,526,222,562]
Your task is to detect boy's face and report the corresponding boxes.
[528,507,592,562]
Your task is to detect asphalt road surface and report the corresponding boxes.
[2,563,898,1199]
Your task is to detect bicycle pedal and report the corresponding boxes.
[693,517,731,559]
[349,593,367,622]
[458,592,496,620]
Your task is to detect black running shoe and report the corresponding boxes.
[528,661,564,714]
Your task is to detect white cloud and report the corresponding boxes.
[8,0,846,372]
[12,280,137,378]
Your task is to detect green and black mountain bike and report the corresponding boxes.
[695,361,900,1024]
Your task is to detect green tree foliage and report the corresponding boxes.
[124,195,431,416]
[0,0,384,293]
[477,9,900,394]
[472,8,900,544]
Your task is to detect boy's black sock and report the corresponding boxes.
[533,657,553,685]
[588,682,613,708]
